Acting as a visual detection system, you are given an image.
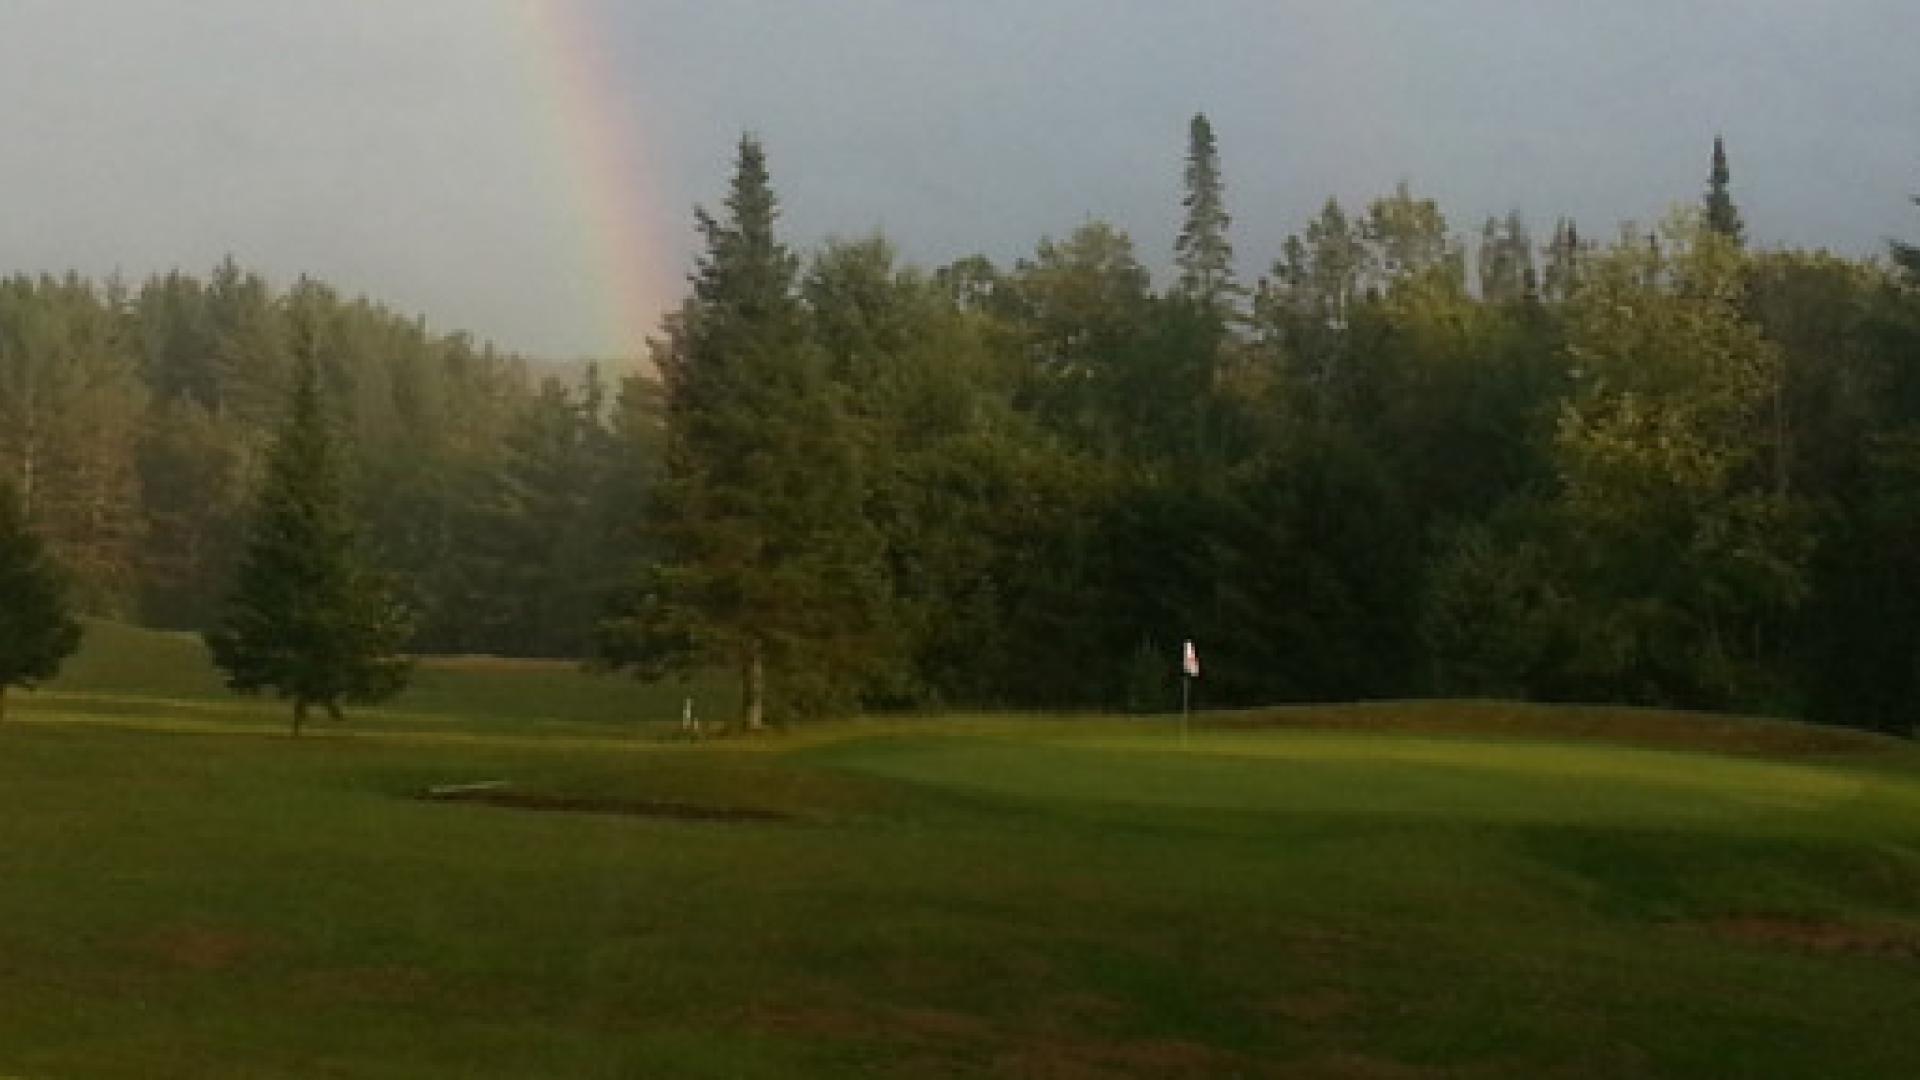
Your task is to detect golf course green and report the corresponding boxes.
[2,624,1917,1077]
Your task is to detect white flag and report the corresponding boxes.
[1182,639,1200,678]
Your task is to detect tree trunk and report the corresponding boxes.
[743,640,765,731]
[0,685,8,724]
[292,697,307,737]
[324,699,344,722]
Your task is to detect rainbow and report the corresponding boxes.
[518,0,678,362]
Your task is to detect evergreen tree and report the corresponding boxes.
[599,135,883,728]
[205,340,413,735]
[1704,135,1746,245]
[0,481,82,722]
[462,374,608,655]
[1476,211,1535,303]
[1263,198,1371,339]
[1174,113,1235,307]
[0,274,147,613]
[1893,184,1920,281]
[1540,218,1586,302]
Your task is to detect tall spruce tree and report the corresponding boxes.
[205,340,413,735]
[1541,218,1586,301]
[1477,211,1535,303]
[1705,135,1745,245]
[1174,113,1235,307]
[599,135,883,728]
[0,481,82,722]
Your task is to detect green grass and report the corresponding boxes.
[44,619,737,735]
[2,625,1918,1077]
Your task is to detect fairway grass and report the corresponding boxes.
[2,626,1918,1077]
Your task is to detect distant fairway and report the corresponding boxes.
[3,625,1918,1077]
[43,619,738,734]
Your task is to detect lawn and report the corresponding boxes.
[1,625,1917,1077]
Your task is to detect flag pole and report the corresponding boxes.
[1179,639,1198,748]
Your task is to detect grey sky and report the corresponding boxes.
[3,1,1917,360]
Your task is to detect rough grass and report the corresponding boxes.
[2,624,1917,1077]
[45,618,738,733]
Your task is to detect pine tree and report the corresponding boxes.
[1541,218,1586,301]
[1893,185,1920,281]
[1477,211,1535,303]
[0,274,147,613]
[1705,135,1745,245]
[0,481,82,722]
[1174,113,1235,307]
[205,333,413,735]
[599,135,883,728]
[465,375,607,655]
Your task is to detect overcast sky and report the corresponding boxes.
[3,0,1917,359]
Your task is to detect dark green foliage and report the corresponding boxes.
[1006,220,1154,442]
[1174,112,1235,307]
[13,120,1920,737]
[1208,430,1422,703]
[0,481,82,720]
[1893,188,1920,282]
[1478,211,1536,303]
[1540,218,1586,301]
[1423,514,1562,698]
[449,370,625,656]
[599,136,884,726]
[205,348,413,733]
[1704,135,1745,245]
[1797,437,1920,735]
[1121,637,1173,713]
[1789,272,1920,736]
[135,397,247,627]
[0,274,145,614]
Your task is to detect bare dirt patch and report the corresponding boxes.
[418,785,792,822]
[1698,916,1920,960]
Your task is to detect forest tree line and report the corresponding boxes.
[0,262,657,659]
[6,120,1920,733]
